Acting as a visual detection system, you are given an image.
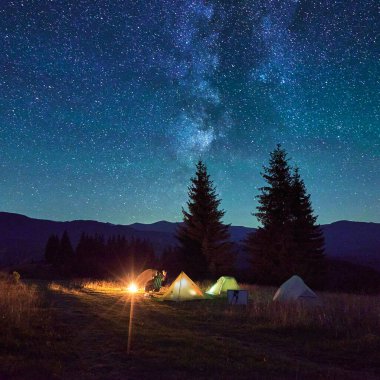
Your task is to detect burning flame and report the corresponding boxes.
[127,282,138,293]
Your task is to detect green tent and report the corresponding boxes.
[206,276,239,296]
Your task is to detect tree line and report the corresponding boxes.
[44,145,325,288]
[45,232,156,277]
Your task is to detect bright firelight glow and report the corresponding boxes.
[127,282,138,293]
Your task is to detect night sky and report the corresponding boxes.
[1,0,379,227]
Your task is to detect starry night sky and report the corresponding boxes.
[1,0,379,227]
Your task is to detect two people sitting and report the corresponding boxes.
[145,270,167,292]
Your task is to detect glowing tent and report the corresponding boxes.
[135,269,158,289]
[206,276,239,296]
[161,272,203,301]
[273,275,319,304]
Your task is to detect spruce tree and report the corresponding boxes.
[75,232,88,275]
[246,144,294,284]
[44,234,60,264]
[246,145,325,287]
[289,167,326,287]
[59,230,74,265]
[176,160,234,279]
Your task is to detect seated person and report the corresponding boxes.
[144,271,157,292]
[145,270,168,292]
[161,270,167,286]
[152,270,167,292]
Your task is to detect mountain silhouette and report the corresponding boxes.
[0,212,379,272]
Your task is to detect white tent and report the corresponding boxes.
[273,275,319,304]
[135,269,158,289]
[161,272,204,301]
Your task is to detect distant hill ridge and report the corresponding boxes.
[0,212,379,271]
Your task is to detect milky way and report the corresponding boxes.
[0,0,379,226]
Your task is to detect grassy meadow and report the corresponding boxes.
[1,273,380,379]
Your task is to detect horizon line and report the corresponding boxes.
[1,210,379,228]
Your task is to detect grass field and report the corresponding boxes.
[1,275,380,379]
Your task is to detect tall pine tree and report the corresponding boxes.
[246,145,325,287]
[246,144,294,284]
[289,167,326,287]
[44,234,60,264]
[176,160,234,279]
[59,230,74,266]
